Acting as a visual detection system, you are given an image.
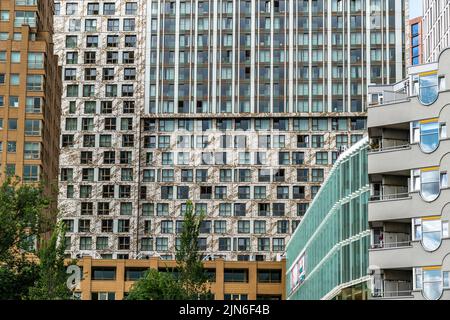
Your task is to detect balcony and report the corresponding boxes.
[368,90,450,129]
[370,172,410,202]
[371,220,412,250]
[371,269,414,300]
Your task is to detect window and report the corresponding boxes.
[316,152,328,165]
[101,219,113,232]
[68,18,80,31]
[14,11,36,27]
[10,74,20,86]
[415,268,443,300]
[254,221,266,234]
[11,52,20,63]
[125,2,138,15]
[419,72,439,105]
[96,237,109,250]
[92,267,116,280]
[9,96,19,107]
[86,36,98,48]
[26,75,43,91]
[258,270,281,283]
[414,218,449,252]
[118,237,130,250]
[65,35,77,48]
[412,168,446,202]
[273,238,285,251]
[123,18,135,31]
[66,52,78,64]
[219,238,231,251]
[413,120,442,153]
[273,203,285,216]
[156,237,168,251]
[23,165,39,182]
[214,221,227,233]
[8,119,17,130]
[0,11,9,21]
[79,237,92,250]
[103,3,115,15]
[224,269,248,283]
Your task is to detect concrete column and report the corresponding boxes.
[248,262,257,300]
[116,259,126,300]
[215,259,225,300]
[81,257,92,300]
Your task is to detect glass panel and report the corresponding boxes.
[419,74,439,105]
[422,220,442,251]
[420,170,440,202]
[420,122,440,153]
[423,269,442,300]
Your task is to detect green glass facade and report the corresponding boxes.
[286,137,370,300]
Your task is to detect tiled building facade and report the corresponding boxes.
[54,0,405,261]
[0,0,61,200]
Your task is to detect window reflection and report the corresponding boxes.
[423,269,443,300]
[422,220,442,251]
[420,170,440,202]
[419,73,439,105]
[420,121,440,153]
[414,218,449,252]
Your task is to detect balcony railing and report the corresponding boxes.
[371,240,412,249]
[372,280,413,298]
[370,192,410,201]
[369,143,410,153]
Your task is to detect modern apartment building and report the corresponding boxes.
[286,137,370,300]
[70,256,285,300]
[367,48,450,300]
[54,0,406,261]
[0,0,61,198]
[422,0,450,63]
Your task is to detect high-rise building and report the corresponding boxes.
[0,0,61,198]
[367,48,450,300]
[54,0,405,261]
[286,137,370,300]
[407,16,423,66]
[422,0,450,63]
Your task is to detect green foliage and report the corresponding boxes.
[127,201,211,300]
[0,177,48,262]
[28,222,72,300]
[175,201,210,298]
[0,260,39,300]
[0,177,69,300]
[126,269,189,300]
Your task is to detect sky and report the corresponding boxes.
[410,0,423,19]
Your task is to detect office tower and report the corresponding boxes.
[0,0,61,198]
[286,137,370,300]
[422,0,450,63]
[55,0,405,261]
[407,16,423,66]
[367,48,450,300]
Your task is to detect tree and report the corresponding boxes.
[175,200,210,299]
[127,201,211,300]
[28,222,72,300]
[126,269,188,300]
[0,176,69,300]
[0,177,49,263]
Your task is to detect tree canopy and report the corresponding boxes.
[127,200,211,300]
